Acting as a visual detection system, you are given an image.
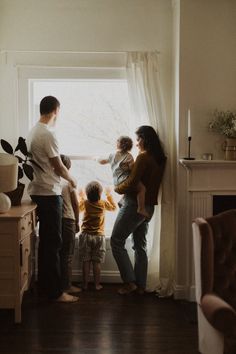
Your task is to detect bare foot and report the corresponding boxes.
[118,283,137,295]
[95,284,103,291]
[55,292,79,303]
[66,285,82,294]
[137,208,150,219]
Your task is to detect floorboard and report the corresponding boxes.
[0,284,199,354]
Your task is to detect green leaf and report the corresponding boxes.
[0,139,13,154]
[23,163,34,181]
[18,166,24,180]
[15,137,28,156]
[15,155,24,163]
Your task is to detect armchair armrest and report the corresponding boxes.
[201,293,236,337]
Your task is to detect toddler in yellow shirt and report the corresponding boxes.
[78,181,116,290]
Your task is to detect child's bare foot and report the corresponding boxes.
[66,285,82,294]
[137,208,150,219]
[95,284,103,291]
[55,292,79,303]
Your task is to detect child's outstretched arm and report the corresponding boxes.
[93,154,112,165]
[70,189,80,232]
[103,187,117,211]
[78,189,86,212]
[97,158,109,165]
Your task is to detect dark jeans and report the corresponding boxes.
[60,218,76,290]
[110,195,154,289]
[31,195,63,299]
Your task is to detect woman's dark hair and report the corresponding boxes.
[85,181,103,202]
[117,136,133,152]
[60,154,71,170]
[40,96,60,115]
[135,125,166,164]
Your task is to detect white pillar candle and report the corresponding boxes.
[187,109,191,137]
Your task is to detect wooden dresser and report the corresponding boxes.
[0,201,37,323]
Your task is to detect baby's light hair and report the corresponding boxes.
[117,136,133,152]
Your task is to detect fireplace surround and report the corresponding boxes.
[176,159,236,300]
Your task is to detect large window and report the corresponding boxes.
[30,78,134,233]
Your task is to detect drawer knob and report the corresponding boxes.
[21,226,25,231]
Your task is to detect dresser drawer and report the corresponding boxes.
[20,236,31,288]
[20,212,34,239]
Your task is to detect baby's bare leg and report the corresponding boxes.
[82,261,91,290]
[136,182,150,218]
[93,262,103,290]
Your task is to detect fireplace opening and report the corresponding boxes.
[213,195,236,215]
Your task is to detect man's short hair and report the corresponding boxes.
[60,154,71,170]
[40,96,60,115]
[85,181,103,202]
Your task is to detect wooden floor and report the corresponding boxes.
[0,284,199,354]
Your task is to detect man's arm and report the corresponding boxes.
[49,156,77,188]
[70,189,80,232]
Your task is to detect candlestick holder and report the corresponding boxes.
[183,136,195,160]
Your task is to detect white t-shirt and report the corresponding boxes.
[27,122,61,195]
[61,180,77,220]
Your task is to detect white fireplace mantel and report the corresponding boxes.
[179,159,236,192]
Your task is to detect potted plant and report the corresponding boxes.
[0,137,40,205]
[208,110,236,160]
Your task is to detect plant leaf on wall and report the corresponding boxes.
[15,137,28,156]
[0,139,14,154]
[18,166,24,180]
[23,163,34,181]
[15,155,24,163]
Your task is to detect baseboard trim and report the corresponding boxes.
[71,270,122,283]
[189,285,196,302]
[173,281,196,301]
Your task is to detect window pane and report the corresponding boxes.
[32,79,134,234]
[32,80,132,155]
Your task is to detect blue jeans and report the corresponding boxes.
[31,195,63,299]
[110,195,154,289]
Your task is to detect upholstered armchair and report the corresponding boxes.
[192,209,236,354]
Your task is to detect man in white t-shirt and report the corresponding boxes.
[27,96,78,303]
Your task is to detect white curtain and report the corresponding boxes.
[126,52,175,296]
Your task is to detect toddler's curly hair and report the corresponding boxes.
[117,136,133,152]
[85,181,103,202]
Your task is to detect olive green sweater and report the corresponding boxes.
[115,152,166,206]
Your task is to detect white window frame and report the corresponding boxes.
[18,66,132,236]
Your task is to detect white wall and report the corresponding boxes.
[0,0,173,143]
[175,0,236,300]
[179,0,236,160]
[0,0,173,283]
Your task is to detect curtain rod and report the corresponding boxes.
[0,49,160,55]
